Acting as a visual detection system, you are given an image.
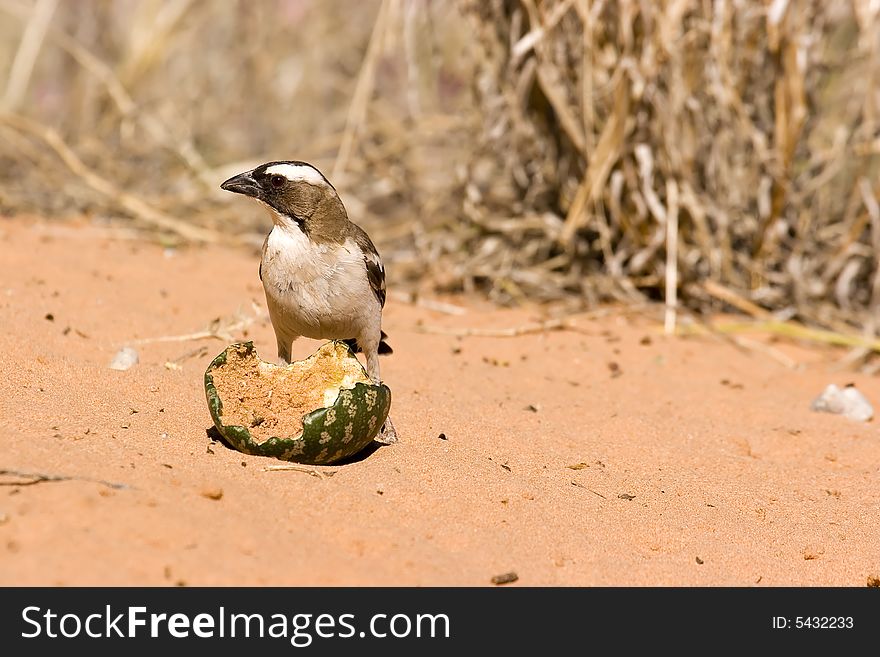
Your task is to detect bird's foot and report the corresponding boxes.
[374,416,399,445]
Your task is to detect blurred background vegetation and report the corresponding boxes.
[2,0,880,337]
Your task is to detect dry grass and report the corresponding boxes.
[456,0,880,324]
[2,1,880,342]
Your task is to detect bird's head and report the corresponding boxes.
[221,161,348,239]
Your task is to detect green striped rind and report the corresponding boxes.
[204,341,391,465]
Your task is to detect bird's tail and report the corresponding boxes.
[344,330,393,356]
[378,337,393,354]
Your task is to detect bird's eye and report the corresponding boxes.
[271,175,285,188]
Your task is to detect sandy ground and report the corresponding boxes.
[1,217,878,586]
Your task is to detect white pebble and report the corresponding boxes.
[810,384,874,422]
[109,346,139,371]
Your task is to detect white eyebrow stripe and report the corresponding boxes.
[264,163,327,186]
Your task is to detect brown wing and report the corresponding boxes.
[351,224,386,308]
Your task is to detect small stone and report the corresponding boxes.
[803,548,823,560]
[695,556,704,565]
[491,571,518,585]
[438,433,447,440]
[867,575,880,588]
[109,347,139,371]
[810,384,874,422]
[201,488,223,501]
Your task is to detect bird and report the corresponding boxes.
[220,160,397,444]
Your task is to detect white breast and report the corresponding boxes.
[260,225,375,341]
[264,222,331,282]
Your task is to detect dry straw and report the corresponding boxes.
[454,0,880,331]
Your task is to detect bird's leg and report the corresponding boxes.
[364,344,399,445]
[365,348,381,383]
[276,334,295,366]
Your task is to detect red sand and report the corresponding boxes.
[1,217,878,585]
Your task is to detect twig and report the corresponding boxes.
[519,0,585,152]
[263,464,337,479]
[389,291,467,315]
[1,0,57,111]
[701,280,772,319]
[332,0,391,181]
[578,0,595,154]
[511,0,575,62]
[170,345,210,363]
[571,481,606,499]
[832,346,871,372]
[117,0,195,86]
[403,0,422,118]
[729,335,799,369]
[415,317,585,337]
[680,320,880,353]
[133,331,231,346]
[413,305,646,337]
[560,69,629,245]
[664,180,679,335]
[0,468,130,490]
[133,313,259,346]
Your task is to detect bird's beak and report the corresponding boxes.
[220,171,260,198]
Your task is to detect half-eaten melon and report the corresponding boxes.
[204,341,391,464]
